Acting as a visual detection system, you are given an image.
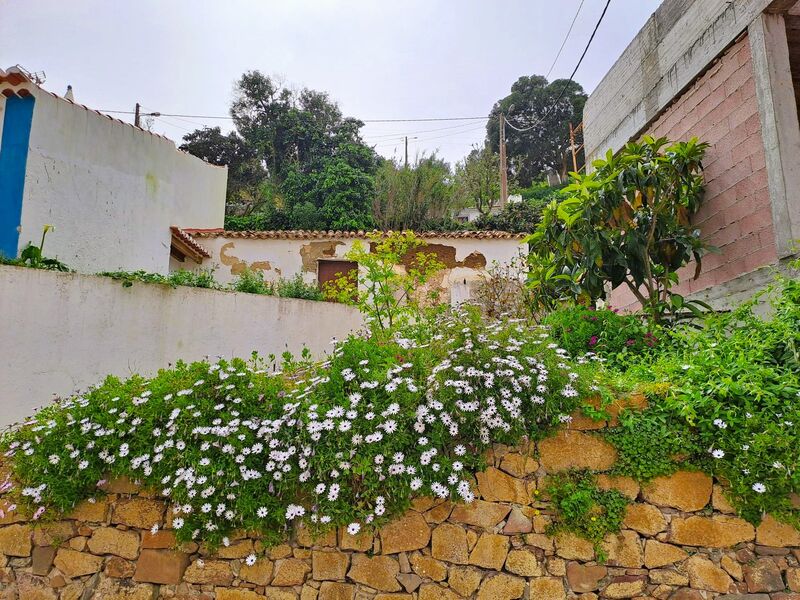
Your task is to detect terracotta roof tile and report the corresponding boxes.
[182,229,529,240]
[170,227,211,258]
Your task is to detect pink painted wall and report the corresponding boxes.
[610,36,777,310]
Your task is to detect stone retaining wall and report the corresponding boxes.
[2,426,800,599]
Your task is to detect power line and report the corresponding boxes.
[97,109,486,124]
[504,0,611,133]
[545,0,586,80]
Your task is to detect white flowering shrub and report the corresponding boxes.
[1,308,600,546]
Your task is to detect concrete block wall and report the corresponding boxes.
[609,35,778,310]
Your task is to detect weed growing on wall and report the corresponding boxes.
[0,307,600,547]
[546,470,629,561]
[100,269,221,289]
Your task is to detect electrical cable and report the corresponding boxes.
[545,0,586,80]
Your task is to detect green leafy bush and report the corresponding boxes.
[0,308,601,546]
[605,405,701,481]
[231,269,273,295]
[274,275,324,301]
[607,277,800,524]
[546,470,629,560]
[544,305,658,360]
[529,136,712,322]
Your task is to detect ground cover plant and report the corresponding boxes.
[0,307,601,547]
[546,470,629,560]
[100,269,220,290]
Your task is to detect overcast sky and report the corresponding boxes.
[1,0,657,165]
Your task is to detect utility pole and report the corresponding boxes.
[134,103,141,128]
[569,121,584,173]
[404,136,408,169]
[499,113,508,207]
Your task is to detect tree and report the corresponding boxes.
[528,136,712,322]
[487,76,587,186]
[181,71,379,230]
[372,154,457,230]
[179,127,270,216]
[454,145,500,216]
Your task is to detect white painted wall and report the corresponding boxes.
[185,234,528,305]
[0,265,363,427]
[14,90,226,274]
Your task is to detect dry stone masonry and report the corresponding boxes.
[1,426,799,600]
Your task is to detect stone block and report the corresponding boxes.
[476,467,529,503]
[241,558,274,586]
[756,515,800,547]
[602,530,643,568]
[449,499,510,529]
[418,584,459,600]
[566,561,607,592]
[0,524,31,557]
[380,511,430,554]
[318,583,354,600]
[528,577,566,600]
[133,549,189,584]
[475,573,525,600]
[347,554,400,592]
[53,548,103,578]
[431,523,468,564]
[272,558,311,586]
[670,515,755,547]
[468,533,509,570]
[623,504,667,536]
[448,566,482,596]
[685,555,733,593]
[644,539,688,568]
[410,553,446,581]
[312,550,348,581]
[537,430,617,472]
[743,558,785,592]
[183,559,234,585]
[87,527,140,560]
[642,471,712,512]
[504,549,542,576]
[112,498,164,530]
[554,532,595,561]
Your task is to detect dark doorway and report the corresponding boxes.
[318,260,358,299]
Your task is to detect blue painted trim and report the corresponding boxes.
[0,95,35,258]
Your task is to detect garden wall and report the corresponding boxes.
[0,265,363,427]
[2,423,799,600]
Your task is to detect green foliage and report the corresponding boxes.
[487,76,587,186]
[182,71,379,230]
[543,305,658,360]
[606,277,800,525]
[1,308,601,546]
[473,199,547,234]
[372,155,458,230]
[2,225,71,272]
[231,269,273,295]
[324,231,446,334]
[605,406,701,481]
[529,137,712,322]
[546,470,629,560]
[454,145,501,216]
[99,269,220,290]
[274,275,324,301]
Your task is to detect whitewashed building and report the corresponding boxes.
[182,229,529,306]
[0,66,227,274]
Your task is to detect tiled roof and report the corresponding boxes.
[182,229,529,240]
[0,66,201,148]
[170,227,211,258]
